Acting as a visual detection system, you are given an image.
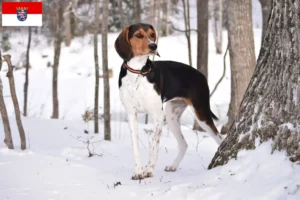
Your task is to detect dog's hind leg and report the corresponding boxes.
[164,99,188,172]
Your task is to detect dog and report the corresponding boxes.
[115,23,223,180]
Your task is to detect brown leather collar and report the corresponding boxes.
[123,62,152,75]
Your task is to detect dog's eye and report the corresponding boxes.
[135,33,143,38]
[150,33,155,38]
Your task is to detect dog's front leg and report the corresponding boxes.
[143,115,164,178]
[128,113,143,180]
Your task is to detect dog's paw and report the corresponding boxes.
[131,173,144,180]
[143,171,153,178]
[164,166,177,172]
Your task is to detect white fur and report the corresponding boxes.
[119,55,223,179]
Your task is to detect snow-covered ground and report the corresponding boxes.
[1,8,300,200]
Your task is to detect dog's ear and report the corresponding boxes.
[114,26,132,62]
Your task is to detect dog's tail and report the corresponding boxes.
[211,111,219,121]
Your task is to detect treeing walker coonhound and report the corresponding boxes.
[115,23,223,180]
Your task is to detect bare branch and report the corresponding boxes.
[210,43,229,97]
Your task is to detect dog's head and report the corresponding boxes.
[114,23,159,62]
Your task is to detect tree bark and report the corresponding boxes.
[102,0,111,141]
[52,3,63,119]
[135,0,141,23]
[0,51,14,149]
[64,2,72,47]
[3,55,26,150]
[118,0,124,28]
[213,0,223,54]
[181,0,192,67]
[94,0,100,134]
[220,0,255,135]
[258,0,271,44]
[24,26,32,117]
[209,0,300,169]
[193,0,208,131]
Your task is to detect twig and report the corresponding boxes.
[163,20,198,33]
[210,43,229,97]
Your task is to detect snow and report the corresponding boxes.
[0,2,300,199]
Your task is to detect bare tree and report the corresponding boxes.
[135,0,141,23]
[23,27,32,117]
[220,0,255,135]
[181,0,192,66]
[0,51,14,149]
[102,0,111,141]
[193,0,209,131]
[3,55,26,150]
[118,0,124,28]
[212,0,223,54]
[258,0,271,43]
[93,0,100,134]
[210,0,300,168]
[52,2,63,119]
[64,2,73,47]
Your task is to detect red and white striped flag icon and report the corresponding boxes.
[2,2,42,26]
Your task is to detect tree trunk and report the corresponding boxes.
[52,3,63,119]
[213,0,223,54]
[135,0,141,23]
[181,0,192,67]
[94,0,100,134]
[258,0,271,44]
[102,0,111,141]
[193,0,209,131]
[209,0,300,169]
[220,0,255,135]
[24,27,32,117]
[3,55,26,150]
[64,2,72,47]
[118,0,124,28]
[0,51,14,149]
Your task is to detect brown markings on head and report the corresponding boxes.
[114,23,157,61]
[129,27,156,57]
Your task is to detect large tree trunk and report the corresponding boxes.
[24,27,32,117]
[209,0,300,169]
[3,55,26,150]
[52,3,63,119]
[0,51,14,149]
[212,0,223,54]
[193,0,208,131]
[220,0,255,135]
[102,0,111,141]
[258,0,271,44]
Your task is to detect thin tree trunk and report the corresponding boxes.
[118,0,124,28]
[193,0,208,131]
[102,0,111,141]
[213,0,223,54]
[135,0,141,23]
[220,0,255,135]
[181,0,192,66]
[64,2,72,47]
[52,3,63,119]
[24,26,32,117]
[258,0,271,44]
[94,0,100,134]
[3,55,26,150]
[209,0,300,169]
[0,51,14,149]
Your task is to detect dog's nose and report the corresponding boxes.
[148,43,157,51]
